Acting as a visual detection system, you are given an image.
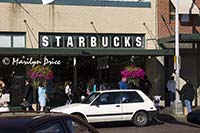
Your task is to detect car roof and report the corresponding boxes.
[0,112,71,130]
[0,111,99,133]
[96,89,142,93]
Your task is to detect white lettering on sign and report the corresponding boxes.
[90,36,97,47]
[78,37,85,47]
[113,37,120,47]
[40,34,145,48]
[136,36,142,47]
[42,36,49,47]
[66,36,73,47]
[55,36,61,47]
[124,37,131,47]
[102,37,108,47]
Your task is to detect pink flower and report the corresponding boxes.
[120,64,145,79]
[28,65,54,80]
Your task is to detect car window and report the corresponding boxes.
[65,118,92,133]
[83,92,100,104]
[32,122,64,133]
[122,92,144,103]
[98,92,121,105]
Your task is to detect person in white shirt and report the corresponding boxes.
[167,76,176,106]
[64,81,72,105]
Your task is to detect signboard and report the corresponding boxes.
[39,33,145,49]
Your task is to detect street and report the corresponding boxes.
[95,113,200,133]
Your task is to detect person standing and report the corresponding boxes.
[38,80,47,111]
[86,78,96,95]
[118,77,128,89]
[23,78,33,111]
[64,81,72,105]
[140,75,152,96]
[181,79,195,113]
[167,76,176,106]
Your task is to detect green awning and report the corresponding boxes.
[0,48,174,56]
[158,34,200,44]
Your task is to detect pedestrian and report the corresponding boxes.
[167,76,176,106]
[139,75,152,96]
[180,79,195,113]
[23,78,33,111]
[64,81,72,104]
[118,77,128,89]
[38,80,47,111]
[99,80,107,91]
[86,78,96,95]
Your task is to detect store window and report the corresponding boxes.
[0,33,25,48]
[0,35,11,47]
[180,14,190,23]
[13,35,25,47]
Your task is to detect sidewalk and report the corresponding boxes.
[158,106,200,123]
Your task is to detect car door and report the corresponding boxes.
[88,92,122,122]
[121,91,145,121]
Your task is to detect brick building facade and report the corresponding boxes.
[157,0,200,37]
[157,0,200,106]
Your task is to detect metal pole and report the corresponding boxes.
[174,0,183,115]
[73,57,77,102]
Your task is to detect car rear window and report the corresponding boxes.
[122,92,144,103]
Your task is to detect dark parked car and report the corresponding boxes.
[0,111,99,133]
[187,110,200,125]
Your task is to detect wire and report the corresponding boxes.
[160,14,175,35]
[14,0,47,32]
[143,22,159,49]
[24,20,39,46]
[25,22,34,48]
[90,21,102,48]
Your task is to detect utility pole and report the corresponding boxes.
[174,0,183,115]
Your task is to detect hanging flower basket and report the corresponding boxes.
[28,65,54,87]
[120,64,145,88]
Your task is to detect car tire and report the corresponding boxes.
[132,111,149,127]
[74,114,88,123]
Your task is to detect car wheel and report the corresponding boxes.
[133,111,149,127]
[74,114,88,123]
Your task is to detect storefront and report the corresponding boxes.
[0,0,174,106]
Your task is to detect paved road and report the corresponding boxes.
[95,114,200,133]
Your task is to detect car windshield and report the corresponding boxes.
[83,92,100,104]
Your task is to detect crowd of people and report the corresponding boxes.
[0,74,196,114]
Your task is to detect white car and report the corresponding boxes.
[51,89,157,127]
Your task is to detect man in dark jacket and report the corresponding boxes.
[181,80,195,113]
[23,78,33,111]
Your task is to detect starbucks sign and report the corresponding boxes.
[39,33,145,49]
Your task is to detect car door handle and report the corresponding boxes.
[116,105,120,107]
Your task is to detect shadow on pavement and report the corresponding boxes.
[93,113,200,129]
[92,121,133,128]
[153,113,200,128]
